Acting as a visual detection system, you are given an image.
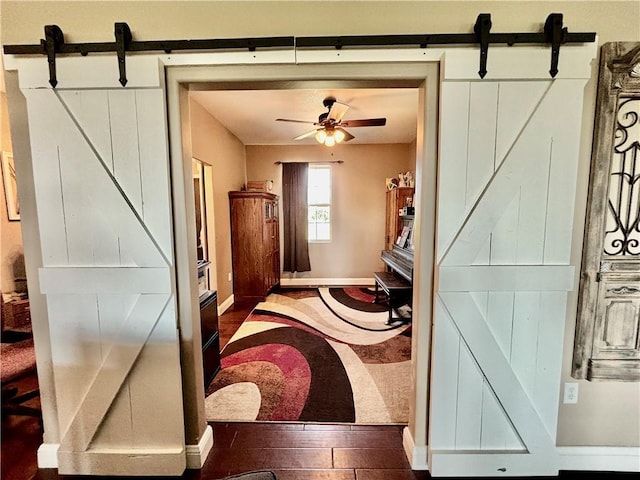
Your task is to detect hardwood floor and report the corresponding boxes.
[2,301,637,479]
[1,376,41,480]
[186,422,428,480]
[218,301,257,349]
[5,410,639,480]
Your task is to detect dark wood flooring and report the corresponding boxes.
[218,301,256,349]
[2,298,637,479]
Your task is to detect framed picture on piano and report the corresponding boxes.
[397,225,411,248]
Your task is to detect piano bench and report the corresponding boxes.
[373,271,412,325]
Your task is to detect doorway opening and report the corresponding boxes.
[167,62,438,443]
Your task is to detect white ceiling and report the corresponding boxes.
[190,88,419,146]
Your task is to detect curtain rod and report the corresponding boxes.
[274,161,344,165]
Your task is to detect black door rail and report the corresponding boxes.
[3,13,596,88]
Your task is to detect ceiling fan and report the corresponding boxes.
[276,96,387,146]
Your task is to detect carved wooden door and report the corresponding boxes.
[574,42,640,381]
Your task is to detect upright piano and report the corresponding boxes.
[376,244,414,324]
[381,245,414,283]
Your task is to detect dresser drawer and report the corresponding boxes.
[202,333,221,388]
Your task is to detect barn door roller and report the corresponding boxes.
[474,14,492,78]
[115,22,132,87]
[4,13,595,88]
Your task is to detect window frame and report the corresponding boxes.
[307,165,332,243]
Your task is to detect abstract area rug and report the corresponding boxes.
[204,287,412,424]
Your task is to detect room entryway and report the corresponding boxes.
[181,76,425,432]
[6,37,595,475]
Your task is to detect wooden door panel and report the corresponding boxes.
[57,89,173,263]
[439,293,556,455]
[438,81,550,262]
[465,83,498,211]
[487,292,516,359]
[26,90,169,268]
[454,337,487,449]
[432,77,588,476]
[437,82,471,258]
[60,293,171,451]
[592,281,640,360]
[480,382,524,451]
[23,87,184,475]
[46,294,104,433]
[494,82,550,167]
[441,81,583,267]
[431,297,524,451]
[57,90,114,167]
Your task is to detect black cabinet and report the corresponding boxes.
[200,291,220,388]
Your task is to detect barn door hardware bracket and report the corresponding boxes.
[5,24,294,88]
[296,13,594,79]
[4,16,596,86]
[474,14,492,78]
[544,13,566,78]
[42,25,64,87]
[115,22,132,87]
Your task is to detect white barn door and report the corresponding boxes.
[22,86,185,475]
[429,48,593,476]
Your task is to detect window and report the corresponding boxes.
[308,165,331,241]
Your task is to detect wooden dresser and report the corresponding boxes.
[229,191,280,303]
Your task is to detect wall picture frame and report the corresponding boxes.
[1,151,19,221]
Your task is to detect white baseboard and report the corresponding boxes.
[558,446,640,472]
[186,425,213,469]
[280,277,374,287]
[402,426,429,470]
[217,294,234,315]
[36,430,215,472]
[37,442,59,468]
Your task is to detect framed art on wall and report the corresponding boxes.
[2,151,19,221]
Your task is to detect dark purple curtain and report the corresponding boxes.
[282,162,311,272]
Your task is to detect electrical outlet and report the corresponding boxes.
[563,382,579,404]
[228,272,232,282]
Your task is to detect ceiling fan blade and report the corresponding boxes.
[276,118,318,124]
[336,127,355,142]
[340,118,387,127]
[293,129,320,141]
[328,101,350,122]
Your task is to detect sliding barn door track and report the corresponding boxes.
[3,13,595,88]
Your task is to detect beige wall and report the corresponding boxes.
[0,91,23,294]
[246,144,415,279]
[2,0,640,449]
[189,97,246,305]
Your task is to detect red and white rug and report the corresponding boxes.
[204,287,412,424]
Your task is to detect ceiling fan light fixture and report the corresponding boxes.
[315,129,327,143]
[324,132,336,147]
[279,96,386,146]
